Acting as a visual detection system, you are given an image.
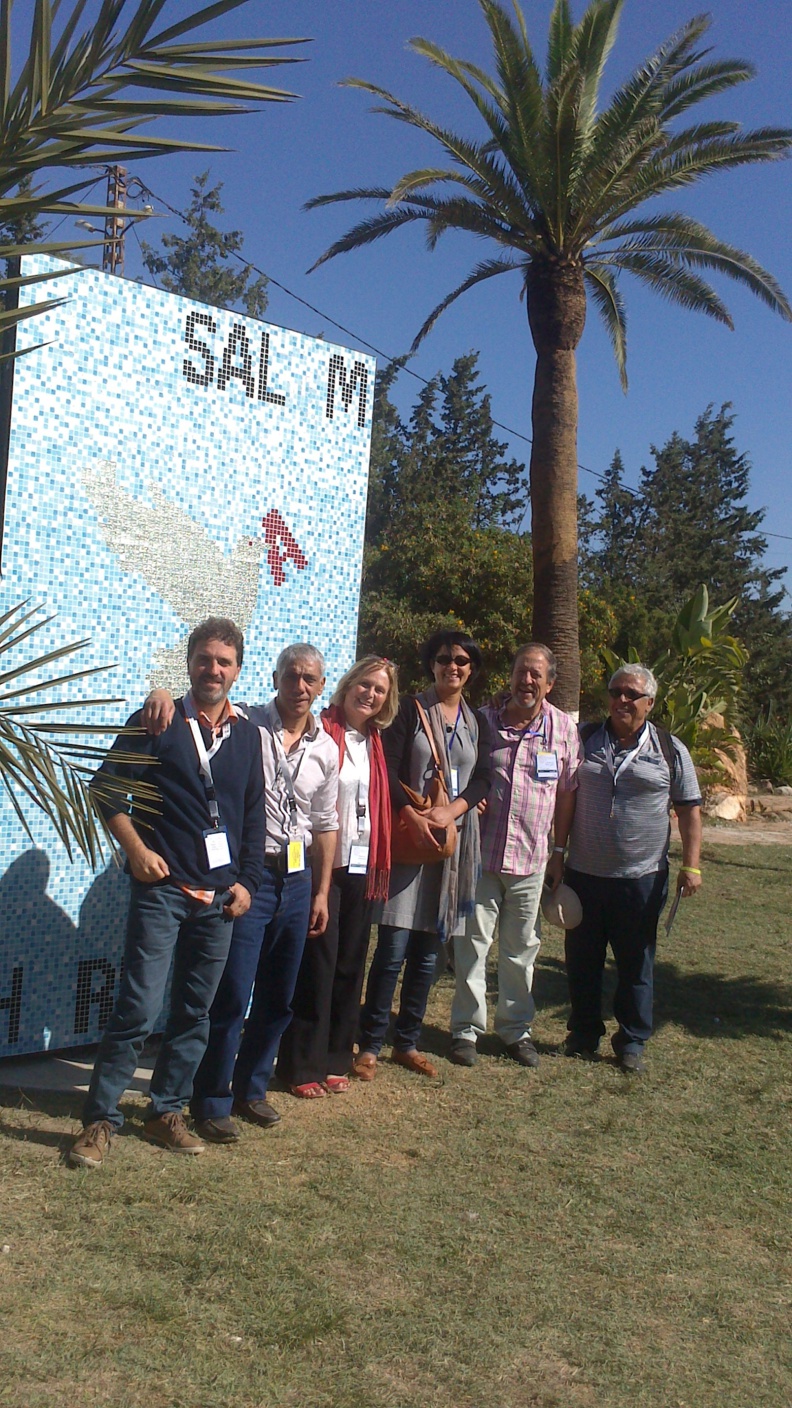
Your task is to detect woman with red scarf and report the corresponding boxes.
[276,656,398,1097]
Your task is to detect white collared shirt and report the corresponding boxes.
[239,699,339,852]
[334,726,371,868]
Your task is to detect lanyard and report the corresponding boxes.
[607,725,649,818]
[185,715,230,829]
[270,733,308,833]
[502,710,545,783]
[343,730,370,836]
[446,705,463,755]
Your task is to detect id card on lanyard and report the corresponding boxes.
[272,735,307,873]
[348,781,369,874]
[185,712,232,870]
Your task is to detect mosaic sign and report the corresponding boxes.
[0,260,374,1059]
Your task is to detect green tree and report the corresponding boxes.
[141,172,268,317]
[360,358,534,695]
[586,407,792,717]
[360,355,615,702]
[308,0,792,711]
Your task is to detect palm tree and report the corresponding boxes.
[1,0,307,345]
[307,0,792,711]
[0,0,306,858]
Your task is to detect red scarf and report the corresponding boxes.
[321,704,391,901]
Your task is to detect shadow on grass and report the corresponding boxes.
[0,1118,72,1151]
[411,951,791,1051]
[653,961,792,1039]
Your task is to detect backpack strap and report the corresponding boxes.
[651,723,679,780]
[580,717,678,780]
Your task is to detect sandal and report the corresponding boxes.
[290,1082,327,1099]
[352,1052,377,1082]
[324,1075,350,1094]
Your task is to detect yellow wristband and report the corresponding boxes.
[680,866,701,875]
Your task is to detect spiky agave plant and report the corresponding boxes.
[307,0,792,710]
[0,600,159,866]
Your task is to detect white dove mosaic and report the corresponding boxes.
[0,259,374,1058]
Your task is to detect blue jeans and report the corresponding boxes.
[564,867,669,1053]
[82,881,233,1130]
[191,867,312,1118]
[359,925,439,1055]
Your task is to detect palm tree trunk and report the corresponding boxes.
[526,258,586,714]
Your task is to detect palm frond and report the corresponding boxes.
[1,0,307,343]
[593,248,734,324]
[584,262,627,388]
[595,212,792,319]
[307,205,428,273]
[659,58,755,122]
[409,256,521,350]
[546,0,574,85]
[0,601,157,864]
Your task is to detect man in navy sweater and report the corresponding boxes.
[69,618,266,1169]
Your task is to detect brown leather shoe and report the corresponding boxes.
[352,1051,377,1081]
[392,1049,438,1078]
[232,1098,281,1128]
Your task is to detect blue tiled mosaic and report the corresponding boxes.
[0,259,374,1058]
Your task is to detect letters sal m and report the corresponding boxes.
[182,313,370,426]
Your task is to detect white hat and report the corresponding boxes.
[541,883,583,930]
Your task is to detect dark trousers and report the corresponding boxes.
[191,866,312,1119]
[358,925,439,1055]
[564,867,669,1054]
[277,867,374,1085]
[83,881,232,1130]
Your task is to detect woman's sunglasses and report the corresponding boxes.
[435,654,471,668]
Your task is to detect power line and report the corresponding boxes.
[133,178,792,545]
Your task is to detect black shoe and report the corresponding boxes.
[449,1038,477,1067]
[232,1098,281,1128]
[194,1115,240,1144]
[563,1035,600,1060]
[505,1038,540,1068]
[616,1050,645,1075]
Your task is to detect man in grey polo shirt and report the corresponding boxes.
[563,664,702,1073]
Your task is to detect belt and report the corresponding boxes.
[263,848,312,874]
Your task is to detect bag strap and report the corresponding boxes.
[581,717,678,779]
[414,698,448,783]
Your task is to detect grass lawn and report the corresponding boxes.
[0,841,790,1408]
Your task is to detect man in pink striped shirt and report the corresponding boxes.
[450,644,582,1068]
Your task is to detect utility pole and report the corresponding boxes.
[103,166,127,276]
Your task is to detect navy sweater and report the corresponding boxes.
[90,699,266,895]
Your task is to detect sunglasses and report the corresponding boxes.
[435,654,471,668]
[608,687,650,702]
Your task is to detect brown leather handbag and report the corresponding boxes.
[390,699,458,866]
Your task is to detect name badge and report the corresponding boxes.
[348,843,369,875]
[535,751,559,782]
[204,827,232,870]
[287,838,306,874]
[450,767,460,799]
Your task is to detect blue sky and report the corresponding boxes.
[44,1,792,590]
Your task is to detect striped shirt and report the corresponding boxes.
[567,720,701,878]
[479,701,582,875]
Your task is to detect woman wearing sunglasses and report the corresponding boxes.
[276,656,399,1098]
[354,630,492,1080]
